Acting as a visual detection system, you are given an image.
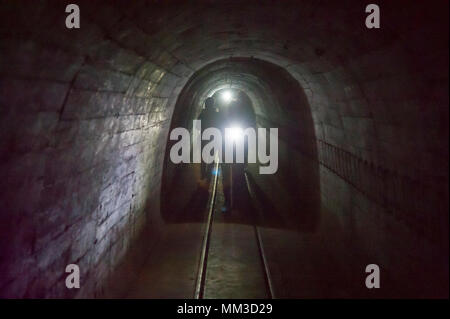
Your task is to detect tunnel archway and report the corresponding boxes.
[160,57,320,233]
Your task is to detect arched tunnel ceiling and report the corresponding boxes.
[55,0,446,176]
[103,0,447,74]
[171,58,306,128]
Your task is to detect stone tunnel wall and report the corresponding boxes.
[281,3,449,293]
[0,1,185,297]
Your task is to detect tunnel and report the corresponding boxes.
[0,0,448,298]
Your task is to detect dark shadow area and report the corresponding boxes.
[245,172,286,229]
[161,183,210,224]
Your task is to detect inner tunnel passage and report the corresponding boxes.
[0,0,448,299]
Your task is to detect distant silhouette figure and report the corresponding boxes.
[198,96,233,212]
[198,97,220,181]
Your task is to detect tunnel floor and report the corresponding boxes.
[124,166,271,298]
[120,164,388,299]
[203,168,269,299]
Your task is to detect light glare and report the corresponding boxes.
[227,126,243,142]
[221,90,233,103]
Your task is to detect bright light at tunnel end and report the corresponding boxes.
[169,120,279,175]
[221,90,233,103]
[226,126,243,142]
